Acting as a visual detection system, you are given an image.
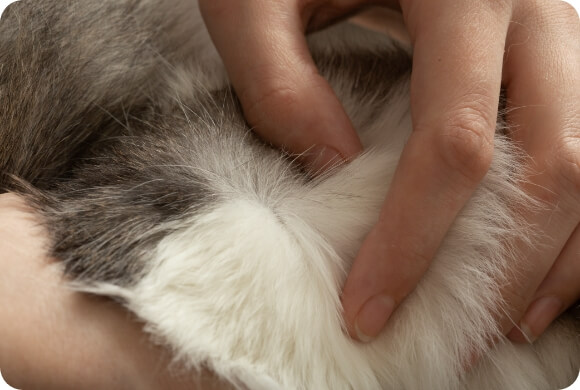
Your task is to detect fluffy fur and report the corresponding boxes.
[0,0,578,389]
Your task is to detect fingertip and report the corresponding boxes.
[506,326,532,344]
[200,0,363,172]
[300,145,345,174]
[508,296,564,344]
[352,294,396,342]
[245,78,363,172]
[340,226,408,342]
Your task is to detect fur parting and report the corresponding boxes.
[0,0,578,389]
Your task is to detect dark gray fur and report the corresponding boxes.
[0,0,410,284]
[1,2,579,388]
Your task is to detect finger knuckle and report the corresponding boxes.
[530,0,580,31]
[436,104,495,184]
[243,82,300,126]
[552,0,580,25]
[483,0,512,16]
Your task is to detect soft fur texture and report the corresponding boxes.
[0,1,578,389]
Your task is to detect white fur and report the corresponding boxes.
[85,98,579,389]
[75,3,580,388]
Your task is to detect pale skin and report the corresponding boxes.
[0,194,228,389]
[1,0,579,387]
[197,0,580,342]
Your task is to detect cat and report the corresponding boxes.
[0,0,578,389]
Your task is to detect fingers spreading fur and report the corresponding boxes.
[0,1,578,389]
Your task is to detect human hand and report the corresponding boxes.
[0,193,228,390]
[199,0,580,343]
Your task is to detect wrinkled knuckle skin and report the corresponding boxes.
[483,0,512,17]
[437,106,495,185]
[529,0,580,32]
[552,0,580,26]
[243,85,300,126]
[258,85,301,112]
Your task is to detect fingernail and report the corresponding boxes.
[354,294,396,343]
[518,296,564,343]
[301,145,344,173]
[507,326,527,343]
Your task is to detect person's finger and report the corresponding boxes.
[198,0,363,171]
[507,223,580,343]
[0,194,214,390]
[341,0,512,341]
[497,0,580,340]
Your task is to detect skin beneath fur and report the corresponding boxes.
[0,0,578,389]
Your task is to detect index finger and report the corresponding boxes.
[341,0,512,340]
[199,0,363,171]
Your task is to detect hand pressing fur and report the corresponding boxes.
[199,0,580,343]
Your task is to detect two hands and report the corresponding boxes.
[198,0,580,343]
[1,0,579,387]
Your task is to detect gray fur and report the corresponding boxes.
[0,0,578,388]
[0,0,409,284]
